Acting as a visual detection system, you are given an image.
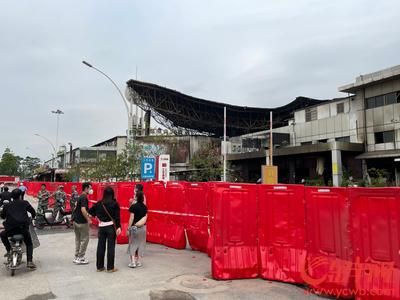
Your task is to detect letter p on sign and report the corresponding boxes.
[141,157,156,179]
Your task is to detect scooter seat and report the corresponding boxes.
[10,234,24,242]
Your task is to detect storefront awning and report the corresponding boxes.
[356,150,400,160]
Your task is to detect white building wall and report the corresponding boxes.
[362,78,400,151]
[293,98,361,145]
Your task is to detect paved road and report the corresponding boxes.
[0,197,321,300]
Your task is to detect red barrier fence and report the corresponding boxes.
[350,188,400,300]
[211,183,259,280]
[23,181,400,299]
[304,187,353,297]
[258,184,306,283]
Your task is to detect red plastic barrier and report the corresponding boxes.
[165,181,187,226]
[304,187,353,297]
[145,181,166,211]
[258,184,306,283]
[350,188,400,300]
[186,216,209,252]
[185,182,209,216]
[115,182,135,244]
[183,182,210,252]
[116,182,135,208]
[146,211,167,244]
[211,183,259,280]
[117,208,131,244]
[163,222,186,249]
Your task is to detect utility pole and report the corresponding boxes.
[223,106,227,182]
[51,109,64,154]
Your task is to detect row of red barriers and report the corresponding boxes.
[210,183,400,299]
[24,180,400,299]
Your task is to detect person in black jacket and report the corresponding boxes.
[89,186,121,273]
[0,186,11,207]
[0,189,36,269]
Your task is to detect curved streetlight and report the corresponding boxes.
[82,60,133,142]
[34,133,57,168]
[34,133,56,154]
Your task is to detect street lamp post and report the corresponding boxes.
[82,60,133,143]
[51,109,64,153]
[34,133,57,170]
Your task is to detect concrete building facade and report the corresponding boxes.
[227,65,400,186]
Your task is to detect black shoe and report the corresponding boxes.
[27,261,37,269]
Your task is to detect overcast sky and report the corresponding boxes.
[1,0,399,161]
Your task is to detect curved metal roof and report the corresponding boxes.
[126,79,328,137]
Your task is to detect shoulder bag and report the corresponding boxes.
[101,202,117,232]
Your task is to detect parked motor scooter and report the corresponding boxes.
[5,234,24,276]
[35,199,72,229]
[5,220,39,276]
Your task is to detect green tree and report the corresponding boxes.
[115,142,146,181]
[189,144,222,182]
[368,168,389,187]
[20,156,41,178]
[0,148,22,175]
[66,142,147,182]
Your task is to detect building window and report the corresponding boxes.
[336,136,350,142]
[375,95,384,107]
[337,103,344,114]
[366,97,375,109]
[385,93,397,105]
[365,91,400,109]
[301,141,312,146]
[375,130,395,144]
[305,107,317,122]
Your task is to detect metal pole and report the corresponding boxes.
[82,60,132,143]
[269,111,273,166]
[223,106,227,182]
[56,114,59,153]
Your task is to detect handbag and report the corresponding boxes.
[128,225,138,234]
[101,202,117,233]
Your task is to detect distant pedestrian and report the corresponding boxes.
[52,185,67,221]
[130,183,146,205]
[0,186,11,207]
[0,183,4,193]
[127,191,147,268]
[89,186,121,273]
[72,182,92,265]
[37,184,51,213]
[19,183,27,200]
[70,185,79,212]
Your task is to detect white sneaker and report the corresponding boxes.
[78,257,89,265]
[73,257,80,264]
[136,262,142,267]
[128,262,136,268]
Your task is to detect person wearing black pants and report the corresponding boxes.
[97,225,116,271]
[0,227,33,262]
[0,189,36,269]
[89,187,121,272]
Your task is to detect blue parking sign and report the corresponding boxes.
[141,157,156,179]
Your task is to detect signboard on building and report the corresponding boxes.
[141,157,156,180]
[157,154,170,181]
